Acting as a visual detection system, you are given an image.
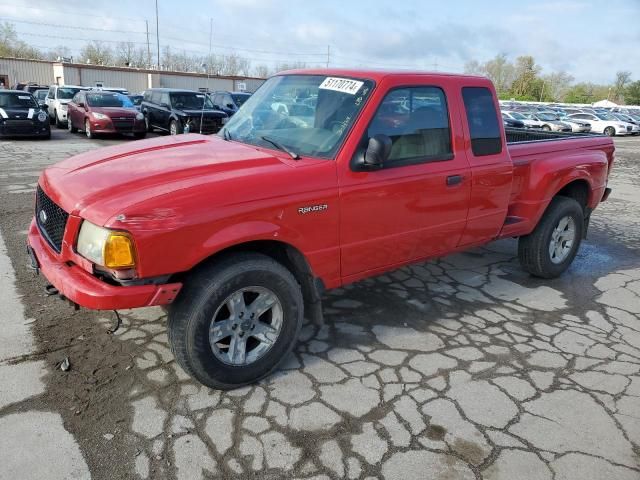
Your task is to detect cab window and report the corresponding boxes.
[367,86,453,166]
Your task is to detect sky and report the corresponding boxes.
[0,0,638,84]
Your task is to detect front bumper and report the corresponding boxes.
[27,219,182,310]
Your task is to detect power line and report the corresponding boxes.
[0,17,147,34]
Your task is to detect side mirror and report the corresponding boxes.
[363,134,392,169]
[78,102,85,108]
[41,103,48,110]
[160,102,170,109]
[226,103,235,109]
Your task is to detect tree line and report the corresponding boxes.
[0,22,306,78]
[465,54,639,105]
[2,21,639,102]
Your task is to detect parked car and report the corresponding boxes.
[21,83,49,94]
[502,111,540,129]
[127,94,144,111]
[141,88,228,135]
[32,88,49,108]
[567,112,632,136]
[210,91,251,117]
[522,112,572,132]
[611,113,640,135]
[45,85,88,128]
[0,90,50,139]
[28,69,614,389]
[556,115,591,133]
[67,90,146,139]
[502,115,525,129]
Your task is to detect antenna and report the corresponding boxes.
[199,17,213,135]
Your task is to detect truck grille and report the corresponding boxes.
[35,186,69,253]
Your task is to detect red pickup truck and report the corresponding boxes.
[28,69,614,389]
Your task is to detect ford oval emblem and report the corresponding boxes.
[39,210,48,224]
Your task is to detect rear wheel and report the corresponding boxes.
[604,126,616,137]
[168,253,303,389]
[518,197,584,278]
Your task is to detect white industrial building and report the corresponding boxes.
[0,57,265,93]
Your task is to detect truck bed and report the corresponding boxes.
[501,129,615,238]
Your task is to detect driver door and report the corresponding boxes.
[338,84,471,280]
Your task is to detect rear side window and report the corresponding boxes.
[462,87,502,156]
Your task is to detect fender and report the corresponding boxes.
[501,146,608,238]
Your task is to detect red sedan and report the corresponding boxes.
[67,90,147,139]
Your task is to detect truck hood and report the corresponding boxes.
[40,134,291,225]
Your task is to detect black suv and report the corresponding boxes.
[141,88,228,135]
[0,90,51,139]
[210,91,251,117]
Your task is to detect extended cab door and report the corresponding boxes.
[456,83,513,246]
[338,80,471,281]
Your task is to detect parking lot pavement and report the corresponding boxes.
[0,130,639,479]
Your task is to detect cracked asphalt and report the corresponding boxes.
[0,130,639,480]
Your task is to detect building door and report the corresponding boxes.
[0,75,8,89]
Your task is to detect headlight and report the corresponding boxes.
[92,112,109,120]
[617,124,626,128]
[37,111,48,122]
[136,112,144,120]
[76,220,136,268]
[59,104,68,111]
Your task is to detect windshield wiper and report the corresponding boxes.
[260,135,300,160]
[222,128,232,141]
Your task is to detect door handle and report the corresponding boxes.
[446,175,464,186]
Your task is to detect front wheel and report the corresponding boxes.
[168,253,304,389]
[604,126,616,137]
[169,119,181,135]
[85,119,93,139]
[542,125,551,131]
[518,196,584,278]
[55,110,65,128]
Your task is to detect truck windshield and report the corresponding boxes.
[221,74,374,159]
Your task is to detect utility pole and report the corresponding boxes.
[145,20,151,68]
[155,0,160,69]
[326,45,330,69]
[539,80,545,102]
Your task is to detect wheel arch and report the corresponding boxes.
[172,239,324,319]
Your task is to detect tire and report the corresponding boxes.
[603,126,616,137]
[542,125,551,131]
[518,196,584,279]
[68,117,77,133]
[134,132,147,139]
[169,119,181,135]
[55,109,65,129]
[85,119,93,139]
[145,115,153,133]
[168,252,304,389]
